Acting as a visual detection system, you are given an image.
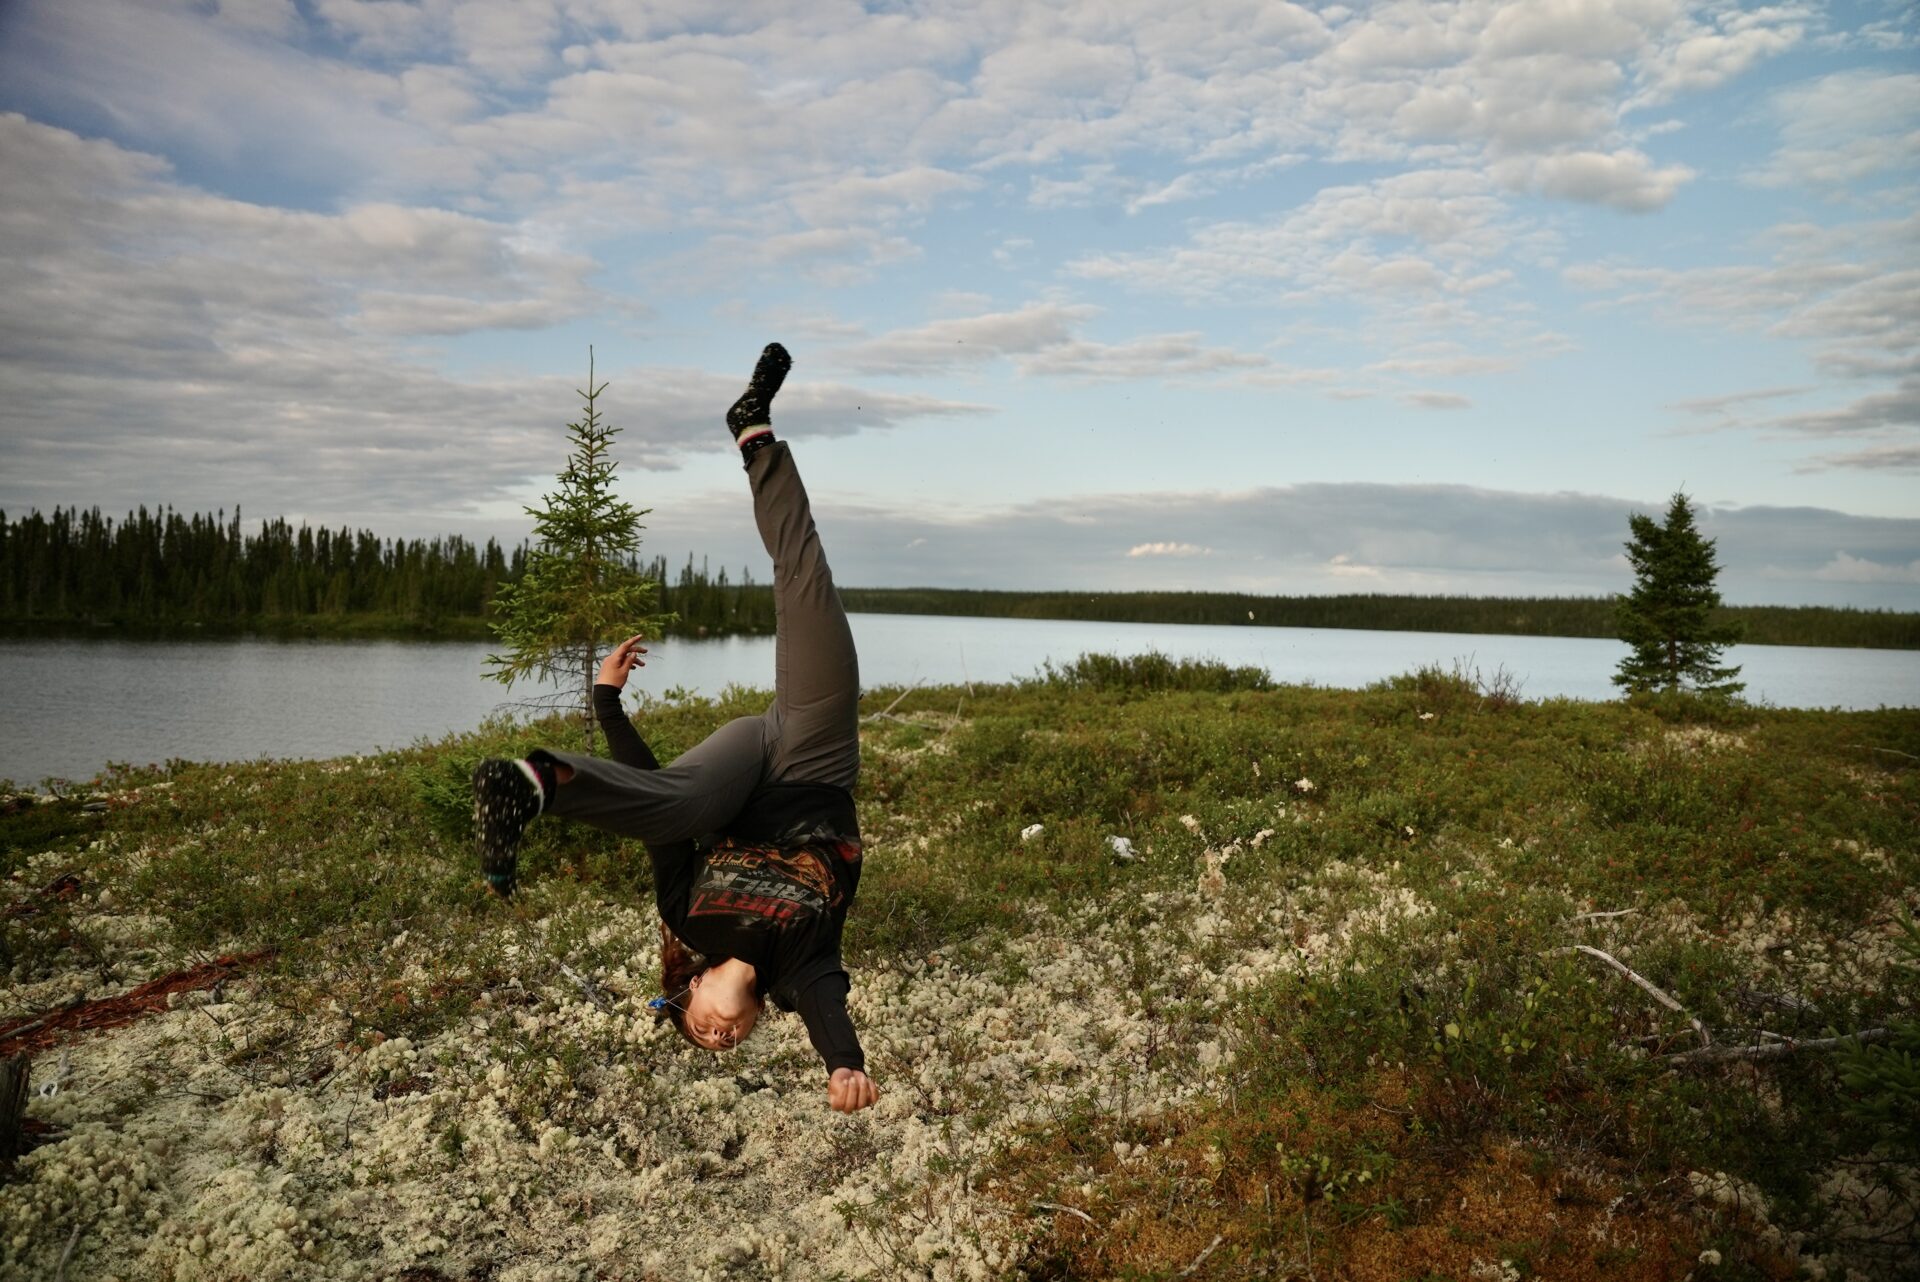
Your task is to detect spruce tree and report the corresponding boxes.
[1612,491,1744,696]
[486,351,668,750]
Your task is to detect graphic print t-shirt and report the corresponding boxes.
[656,786,865,1073]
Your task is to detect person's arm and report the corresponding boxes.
[593,684,659,770]
[593,635,658,769]
[793,970,877,1111]
[591,635,700,906]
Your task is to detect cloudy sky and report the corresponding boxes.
[1,0,1916,607]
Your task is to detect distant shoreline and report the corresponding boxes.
[3,589,1915,649]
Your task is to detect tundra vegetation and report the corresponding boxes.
[1,655,1915,1280]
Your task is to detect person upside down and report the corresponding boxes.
[469,343,879,1114]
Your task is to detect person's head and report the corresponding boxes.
[656,923,763,1052]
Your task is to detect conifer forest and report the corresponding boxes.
[1,505,1913,648]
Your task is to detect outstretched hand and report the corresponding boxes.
[596,634,648,689]
[828,1068,879,1114]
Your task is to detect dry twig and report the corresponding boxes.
[1667,1027,1891,1067]
[1844,744,1920,763]
[861,682,923,723]
[1553,944,1711,1049]
[1569,908,1639,923]
[557,962,611,1011]
[1033,1201,1094,1225]
[1178,1233,1225,1277]
[53,1223,80,1282]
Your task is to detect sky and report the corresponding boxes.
[0,0,1916,608]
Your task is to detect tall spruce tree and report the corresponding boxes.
[1612,491,1744,696]
[486,352,667,749]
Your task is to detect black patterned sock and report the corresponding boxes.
[726,342,791,457]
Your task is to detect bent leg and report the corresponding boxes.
[747,441,859,791]
[537,713,769,844]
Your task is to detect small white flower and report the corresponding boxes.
[1020,823,1045,841]
[1418,711,1436,721]
[1293,777,1315,793]
[1106,835,1136,861]
[1698,1249,1722,1266]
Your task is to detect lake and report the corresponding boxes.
[2,614,1915,787]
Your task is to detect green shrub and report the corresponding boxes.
[1035,649,1273,694]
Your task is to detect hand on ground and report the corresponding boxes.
[828,1068,878,1113]
[596,635,648,689]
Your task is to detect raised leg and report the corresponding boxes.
[748,444,860,790]
[536,713,772,845]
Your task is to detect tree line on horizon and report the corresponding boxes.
[0,504,1913,650]
[0,506,771,639]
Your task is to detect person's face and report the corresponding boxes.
[682,976,760,1050]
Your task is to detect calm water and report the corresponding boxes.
[2,615,1915,786]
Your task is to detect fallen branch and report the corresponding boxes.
[0,999,87,1049]
[1553,944,1711,1049]
[1734,985,1816,1016]
[53,1223,80,1282]
[861,681,923,724]
[1569,908,1638,923]
[0,951,272,1056]
[1844,744,1920,764]
[557,962,611,1011]
[1668,1027,1892,1067]
[1178,1233,1225,1278]
[1033,1201,1094,1225]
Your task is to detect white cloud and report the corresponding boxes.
[1670,386,1810,418]
[1326,552,1385,578]
[1127,542,1211,558]
[1070,169,1525,303]
[1491,149,1693,213]
[1796,439,1920,475]
[1018,335,1269,382]
[788,168,981,226]
[0,0,1790,290]
[1809,551,1920,583]
[1401,390,1473,410]
[832,303,1270,383]
[1750,70,1920,191]
[1567,212,1919,460]
[838,304,1097,374]
[1629,2,1809,106]
[0,115,984,521]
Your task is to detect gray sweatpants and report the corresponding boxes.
[540,441,859,844]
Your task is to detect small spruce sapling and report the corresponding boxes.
[486,350,670,750]
[1612,490,1744,697]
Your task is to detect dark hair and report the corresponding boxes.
[657,921,710,1048]
[656,922,766,1051]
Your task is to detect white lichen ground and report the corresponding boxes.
[3,806,1914,1280]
